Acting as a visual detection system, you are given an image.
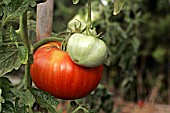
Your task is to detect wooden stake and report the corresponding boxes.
[36,0,54,41]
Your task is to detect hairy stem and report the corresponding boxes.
[33,37,64,51]
[19,11,33,89]
[19,12,34,54]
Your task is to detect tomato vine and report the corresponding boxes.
[19,11,33,89]
[0,0,126,112]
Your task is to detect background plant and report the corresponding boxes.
[0,0,170,113]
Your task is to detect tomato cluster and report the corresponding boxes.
[30,42,104,99]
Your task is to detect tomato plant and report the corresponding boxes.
[30,42,103,99]
[0,0,127,112]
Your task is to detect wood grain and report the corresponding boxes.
[36,0,54,41]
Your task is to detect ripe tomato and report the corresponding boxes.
[30,42,103,100]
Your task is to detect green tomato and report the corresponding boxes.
[67,33,107,67]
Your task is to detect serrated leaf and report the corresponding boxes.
[0,47,21,76]
[0,77,14,102]
[15,98,27,113]
[2,0,29,25]
[29,0,37,7]
[18,46,28,64]
[3,0,12,5]
[0,77,14,113]
[1,101,15,113]
[72,0,79,4]
[0,77,13,89]
[10,27,21,42]
[1,27,11,43]
[13,89,35,108]
[113,0,126,15]
[29,87,59,113]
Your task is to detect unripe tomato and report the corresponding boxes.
[67,33,107,67]
[30,42,103,100]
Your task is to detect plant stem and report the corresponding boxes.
[19,11,33,89]
[33,37,64,51]
[19,12,34,54]
[72,106,89,113]
[28,106,33,113]
[0,42,23,46]
[86,0,92,29]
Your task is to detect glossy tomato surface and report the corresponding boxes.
[30,42,103,100]
[67,33,107,67]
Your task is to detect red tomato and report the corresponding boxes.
[137,100,144,108]
[30,42,103,100]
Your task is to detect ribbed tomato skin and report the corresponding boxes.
[30,42,103,99]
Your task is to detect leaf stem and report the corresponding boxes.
[86,0,92,29]
[72,106,89,113]
[28,106,34,113]
[33,37,64,51]
[19,11,33,89]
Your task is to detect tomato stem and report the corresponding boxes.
[19,11,33,89]
[87,0,92,30]
[72,105,89,113]
[19,12,34,54]
[33,37,64,52]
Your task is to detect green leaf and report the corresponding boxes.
[0,77,14,102]
[0,89,5,112]
[0,77,14,113]
[29,0,37,7]
[131,37,140,53]
[27,20,37,43]
[15,98,27,113]
[29,87,59,113]
[1,27,11,43]
[18,46,28,64]
[0,77,13,90]
[13,89,35,108]
[152,46,166,63]
[10,27,21,42]
[113,0,126,15]
[3,0,12,5]
[0,7,3,17]
[72,0,79,4]
[2,0,29,25]
[0,31,2,45]
[0,47,21,76]
[1,101,15,113]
